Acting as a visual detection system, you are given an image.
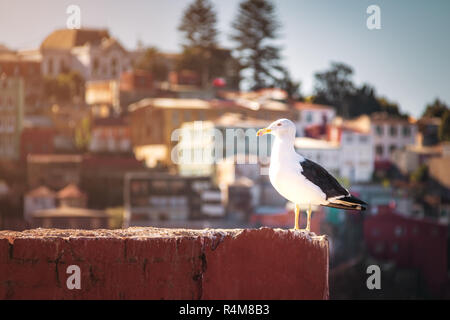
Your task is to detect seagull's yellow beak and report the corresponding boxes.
[257,128,271,136]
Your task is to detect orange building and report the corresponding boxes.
[128,96,294,167]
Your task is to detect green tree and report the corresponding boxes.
[314,62,407,118]
[377,97,405,118]
[176,46,205,75]
[314,62,355,117]
[346,84,380,117]
[135,46,169,81]
[439,110,450,141]
[178,0,219,87]
[410,164,428,183]
[44,71,84,103]
[231,0,283,90]
[178,0,218,49]
[422,98,449,118]
[74,117,91,152]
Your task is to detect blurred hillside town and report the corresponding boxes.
[1,0,450,299]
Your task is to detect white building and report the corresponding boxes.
[339,127,374,183]
[370,112,417,162]
[294,137,341,177]
[295,124,374,183]
[293,102,336,137]
[24,186,56,222]
[40,29,131,81]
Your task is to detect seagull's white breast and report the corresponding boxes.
[268,140,327,206]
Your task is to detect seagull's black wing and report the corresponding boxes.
[299,158,348,199]
[300,158,367,211]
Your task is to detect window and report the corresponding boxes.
[359,135,368,143]
[184,110,191,122]
[60,59,66,73]
[111,58,117,77]
[375,145,383,156]
[172,111,179,125]
[305,112,313,123]
[389,125,398,137]
[92,58,100,75]
[48,58,54,75]
[394,226,403,237]
[392,243,399,253]
[375,125,383,136]
[389,145,397,154]
[402,125,411,137]
[345,134,353,143]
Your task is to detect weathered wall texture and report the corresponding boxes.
[0,227,329,300]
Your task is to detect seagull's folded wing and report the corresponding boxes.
[300,158,348,199]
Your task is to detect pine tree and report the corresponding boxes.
[178,0,219,87]
[231,0,282,90]
[135,46,169,81]
[422,98,449,118]
[179,0,218,49]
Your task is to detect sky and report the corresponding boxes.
[0,0,449,118]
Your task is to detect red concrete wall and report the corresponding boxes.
[364,209,448,296]
[0,227,329,300]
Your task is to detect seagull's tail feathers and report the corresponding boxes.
[325,195,367,211]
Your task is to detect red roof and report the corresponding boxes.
[57,184,86,199]
[294,102,334,111]
[26,186,56,198]
[82,155,144,169]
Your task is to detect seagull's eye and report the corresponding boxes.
[277,123,282,126]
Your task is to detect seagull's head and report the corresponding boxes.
[257,118,296,140]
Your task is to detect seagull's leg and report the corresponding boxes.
[294,204,300,230]
[306,204,312,232]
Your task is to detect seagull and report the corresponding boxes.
[257,118,367,232]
